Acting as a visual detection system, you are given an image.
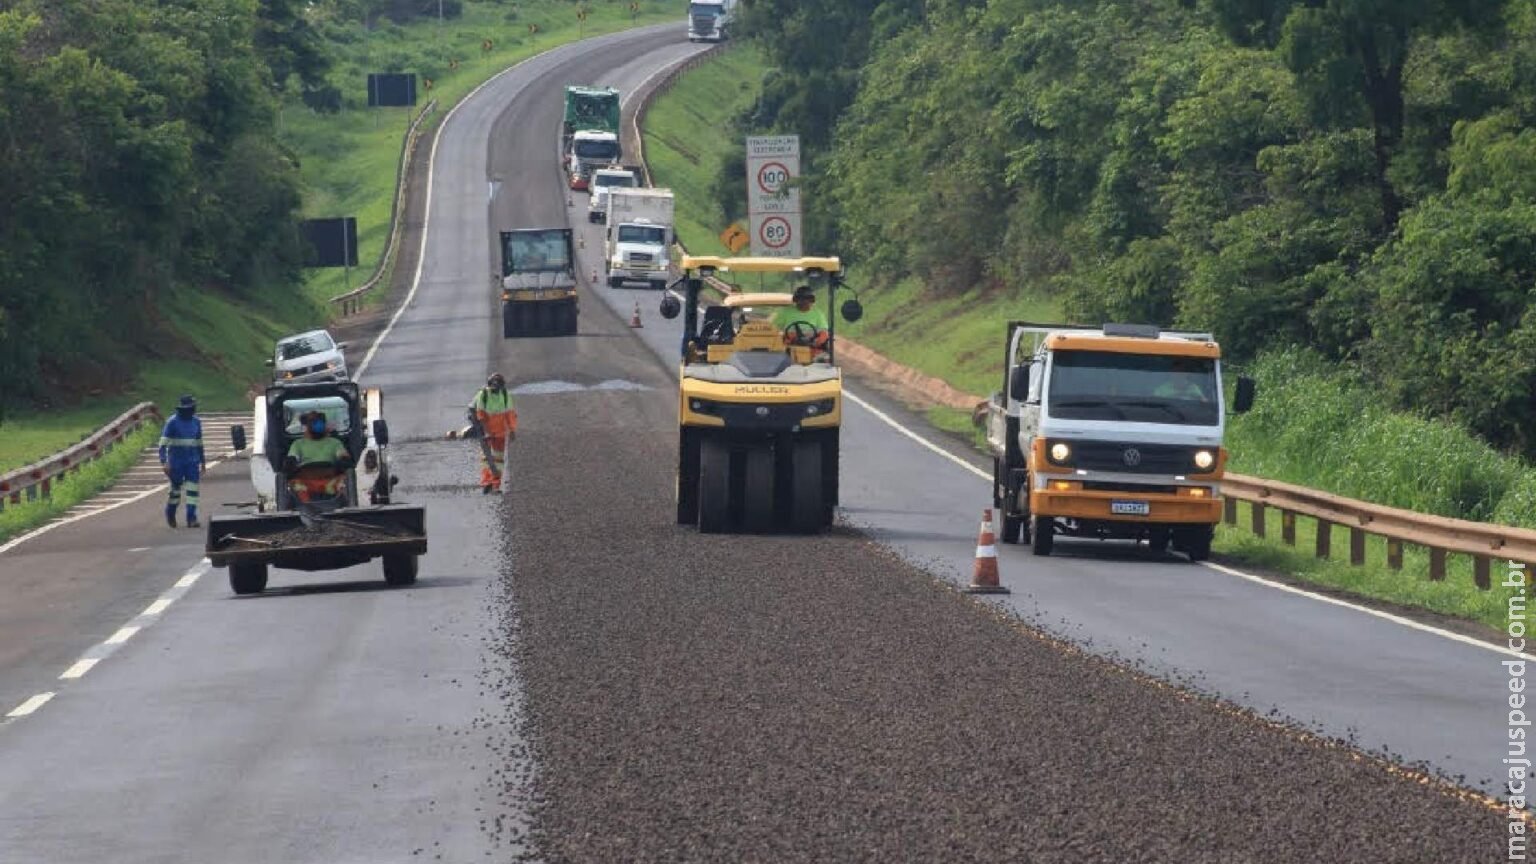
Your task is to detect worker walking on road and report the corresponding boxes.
[470,373,517,494]
[158,394,206,529]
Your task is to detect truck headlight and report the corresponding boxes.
[1193,449,1215,470]
[1049,441,1071,464]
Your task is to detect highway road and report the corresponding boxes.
[0,21,1509,863]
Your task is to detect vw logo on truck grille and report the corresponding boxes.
[1122,447,1142,467]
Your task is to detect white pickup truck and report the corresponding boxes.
[587,167,639,224]
[605,188,676,290]
[983,321,1255,560]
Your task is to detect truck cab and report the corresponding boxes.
[605,188,675,290]
[567,131,621,191]
[985,322,1255,560]
[587,167,638,223]
[688,0,733,41]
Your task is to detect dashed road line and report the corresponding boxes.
[59,659,98,680]
[104,626,140,645]
[6,693,54,718]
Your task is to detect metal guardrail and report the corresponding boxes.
[330,98,440,316]
[1220,473,1534,589]
[0,403,160,512]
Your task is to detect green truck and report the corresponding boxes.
[562,86,622,190]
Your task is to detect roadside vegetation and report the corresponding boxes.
[0,0,680,470]
[647,1,1536,630]
[0,425,158,542]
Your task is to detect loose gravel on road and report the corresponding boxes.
[486,373,1505,863]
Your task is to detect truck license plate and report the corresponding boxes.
[1111,500,1150,516]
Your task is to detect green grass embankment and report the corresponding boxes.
[0,425,158,542]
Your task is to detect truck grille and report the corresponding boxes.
[626,252,654,265]
[1068,440,1204,475]
[691,15,715,30]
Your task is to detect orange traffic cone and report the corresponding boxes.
[630,302,643,328]
[963,508,1010,594]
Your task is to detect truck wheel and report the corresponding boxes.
[1001,513,1024,545]
[229,562,268,595]
[742,445,775,533]
[1030,516,1054,557]
[697,439,730,534]
[383,554,418,586]
[676,431,701,525]
[1175,526,1213,562]
[650,279,666,291]
[1147,528,1171,553]
[502,306,517,338]
[608,276,622,289]
[790,440,825,533]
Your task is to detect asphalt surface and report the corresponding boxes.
[0,19,1511,864]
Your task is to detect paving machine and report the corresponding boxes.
[500,228,578,337]
[659,256,862,533]
[206,382,427,594]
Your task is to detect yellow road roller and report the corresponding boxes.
[659,256,862,533]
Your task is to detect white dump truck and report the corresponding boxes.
[688,0,735,41]
[587,166,640,224]
[605,188,676,290]
[982,321,1255,560]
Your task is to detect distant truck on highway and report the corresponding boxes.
[561,86,621,191]
[587,166,640,223]
[605,188,675,290]
[688,0,735,41]
[500,228,579,336]
[983,322,1255,561]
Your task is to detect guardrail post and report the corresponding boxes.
[40,476,52,500]
[1315,518,1331,559]
[1349,527,1365,566]
[1429,548,1447,581]
[1386,539,1403,570]
[1251,501,1266,538]
[1475,556,1491,590]
[1281,511,1295,546]
[25,484,36,503]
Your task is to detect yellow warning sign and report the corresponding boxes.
[719,222,750,254]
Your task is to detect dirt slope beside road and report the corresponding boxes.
[490,299,1502,863]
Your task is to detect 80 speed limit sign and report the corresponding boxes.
[750,213,800,257]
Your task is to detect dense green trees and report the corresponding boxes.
[0,0,307,414]
[737,0,1536,457]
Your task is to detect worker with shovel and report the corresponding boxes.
[469,373,517,494]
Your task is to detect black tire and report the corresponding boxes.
[1147,528,1172,553]
[677,431,701,525]
[229,562,267,595]
[790,440,825,533]
[1001,513,1024,545]
[743,445,775,533]
[502,305,518,338]
[608,276,622,288]
[383,553,418,586]
[561,304,578,336]
[650,280,666,291]
[697,438,730,534]
[1176,526,1213,562]
[1030,515,1054,556]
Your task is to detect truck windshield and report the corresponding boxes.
[575,140,619,160]
[690,2,723,14]
[503,230,571,272]
[593,173,635,189]
[1048,350,1219,426]
[617,225,666,244]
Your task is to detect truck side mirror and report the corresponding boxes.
[840,299,863,323]
[1233,376,1256,413]
[373,418,391,447]
[1009,367,1029,402]
[231,425,247,453]
[660,294,681,320]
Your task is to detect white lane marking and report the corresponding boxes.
[175,570,202,589]
[354,36,603,382]
[842,387,1520,657]
[128,546,150,553]
[0,458,223,557]
[142,598,173,617]
[7,693,54,718]
[104,626,140,645]
[59,659,98,680]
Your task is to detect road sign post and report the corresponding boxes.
[745,135,802,257]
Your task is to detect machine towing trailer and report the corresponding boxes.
[659,256,862,534]
[982,322,1254,560]
[207,382,427,594]
[499,228,578,337]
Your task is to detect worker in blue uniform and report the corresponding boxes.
[158,394,206,528]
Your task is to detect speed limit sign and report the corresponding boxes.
[750,213,800,257]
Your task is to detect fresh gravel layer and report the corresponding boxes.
[490,382,1505,864]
